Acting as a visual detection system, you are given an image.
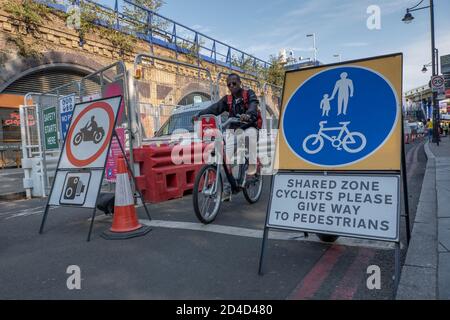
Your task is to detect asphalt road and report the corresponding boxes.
[0,139,427,300]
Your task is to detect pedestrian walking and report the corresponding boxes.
[426,119,433,142]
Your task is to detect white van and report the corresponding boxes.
[145,101,223,145]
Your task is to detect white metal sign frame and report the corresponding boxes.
[258,54,408,299]
[38,95,151,241]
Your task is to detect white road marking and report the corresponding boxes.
[139,219,402,250]
[3,206,57,220]
[4,205,402,250]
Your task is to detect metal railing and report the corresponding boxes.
[133,53,215,145]
[38,0,271,73]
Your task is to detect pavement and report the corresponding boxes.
[397,135,450,300]
[0,168,25,201]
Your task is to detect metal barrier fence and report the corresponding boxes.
[133,53,215,145]
[21,61,129,197]
[38,0,270,74]
[21,55,282,198]
[262,83,282,130]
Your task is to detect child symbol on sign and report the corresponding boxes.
[320,94,332,117]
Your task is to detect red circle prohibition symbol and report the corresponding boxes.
[433,77,443,86]
[66,101,114,167]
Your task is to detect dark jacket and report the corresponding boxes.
[197,89,259,129]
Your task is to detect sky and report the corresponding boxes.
[98,0,450,92]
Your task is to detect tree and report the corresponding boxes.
[124,0,165,21]
[263,55,286,87]
[231,55,257,75]
[122,0,168,36]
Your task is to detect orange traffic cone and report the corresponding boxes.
[101,155,151,240]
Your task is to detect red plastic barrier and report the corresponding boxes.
[134,143,208,203]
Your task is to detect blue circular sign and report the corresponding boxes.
[282,66,398,167]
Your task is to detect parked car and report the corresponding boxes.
[145,101,217,146]
[144,101,278,155]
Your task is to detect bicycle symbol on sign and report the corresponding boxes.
[302,121,367,155]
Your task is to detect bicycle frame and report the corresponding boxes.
[318,122,351,144]
[199,115,246,195]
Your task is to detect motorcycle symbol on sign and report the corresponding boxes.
[73,116,105,146]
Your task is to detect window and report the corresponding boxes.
[0,108,21,143]
[178,92,210,106]
[155,110,199,137]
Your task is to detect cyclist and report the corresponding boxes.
[195,73,260,199]
[196,73,260,130]
[426,118,433,142]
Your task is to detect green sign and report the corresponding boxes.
[43,107,59,150]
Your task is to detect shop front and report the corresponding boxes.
[0,94,28,168]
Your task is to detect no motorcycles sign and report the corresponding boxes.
[48,96,122,208]
[58,96,122,169]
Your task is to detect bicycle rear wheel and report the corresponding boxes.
[193,165,222,224]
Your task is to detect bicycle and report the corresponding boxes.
[302,121,367,155]
[192,115,263,224]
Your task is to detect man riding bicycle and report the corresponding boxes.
[195,73,261,199]
[196,73,260,130]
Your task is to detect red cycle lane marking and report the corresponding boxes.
[330,247,376,300]
[288,245,346,300]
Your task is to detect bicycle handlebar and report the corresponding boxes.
[222,116,243,129]
[197,114,248,131]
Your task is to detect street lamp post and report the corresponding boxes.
[402,0,440,145]
[306,34,317,64]
[333,54,342,62]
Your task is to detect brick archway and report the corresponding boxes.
[177,81,213,105]
[0,51,108,93]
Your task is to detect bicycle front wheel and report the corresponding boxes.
[243,164,263,204]
[193,165,222,224]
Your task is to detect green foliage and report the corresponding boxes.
[123,0,167,34]
[78,0,106,40]
[75,1,135,57]
[4,0,50,34]
[123,0,164,22]
[6,36,42,59]
[178,38,204,64]
[231,55,258,75]
[262,55,286,87]
[101,29,134,57]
